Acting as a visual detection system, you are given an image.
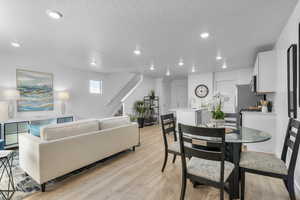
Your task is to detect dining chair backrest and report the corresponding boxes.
[224,113,238,129]
[281,118,300,176]
[178,123,226,182]
[161,113,177,147]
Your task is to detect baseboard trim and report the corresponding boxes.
[295,180,300,199]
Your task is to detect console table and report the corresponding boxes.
[0,115,74,148]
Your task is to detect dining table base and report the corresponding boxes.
[226,143,242,199]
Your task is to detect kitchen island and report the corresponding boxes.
[169,108,211,126]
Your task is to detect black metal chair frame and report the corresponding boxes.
[0,152,15,200]
[240,118,300,200]
[224,113,239,129]
[160,113,180,172]
[178,123,234,200]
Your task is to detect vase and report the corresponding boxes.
[212,119,225,128]
[262,106,268,113]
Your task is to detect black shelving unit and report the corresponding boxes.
[143,96,160,126]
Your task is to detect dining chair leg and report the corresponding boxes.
[220,186,224,200]
[287,178,296,200]
[241,168,245,200]
[180,175,186,200]
[172,154,177,163]
[191,180,197,188]
[229,174,234,200]
[284,179,288,190]
[161,151,168,172]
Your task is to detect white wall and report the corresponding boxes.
[214,68,252,86]
[170,79,188,109]
[188,72,214,108]
[274,1,300,195]
[214,68,252,112]
[0,55,134,119]
[188,69,252,109]
[123,76,156,115]
[155,78,171,115]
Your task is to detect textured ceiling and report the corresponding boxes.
[0,0,297,77]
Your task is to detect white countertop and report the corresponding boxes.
[241,111,276,116]
[169,108,208,112]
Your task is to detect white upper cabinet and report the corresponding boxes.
[254,50,276,93]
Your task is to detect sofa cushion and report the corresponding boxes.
[99,116,130,130]
[40,119,99,141]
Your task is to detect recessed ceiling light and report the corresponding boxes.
[133,49,141,55]
[200,32,210,39]
[178,58,184,66]
[150,64,155,71]
[166,69,170,76]
[191,65,196,73]
[90,60,97,66]
[11,41,21,48]
[216,56,222,60]
[222,62,227,69]
[133,46,141,55]
[46,9,63,20]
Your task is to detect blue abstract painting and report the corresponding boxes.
[17,69,54,112]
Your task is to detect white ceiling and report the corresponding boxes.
[0,0,297,78]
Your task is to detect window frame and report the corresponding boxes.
[89,80,102,95]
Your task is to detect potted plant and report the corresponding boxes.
[133,100,147,128]
[129,114,137,122]
[149,89,155,100]
[212,101,225,127]
[211,93,228,127]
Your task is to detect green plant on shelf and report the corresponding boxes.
[149,89,155,99]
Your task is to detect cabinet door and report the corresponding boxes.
[257,51,276,92]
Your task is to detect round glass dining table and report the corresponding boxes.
[186,126,272,198]
[225,126,271,143]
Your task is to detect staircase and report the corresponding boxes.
[114,106,124,116]
[105,74,143,117]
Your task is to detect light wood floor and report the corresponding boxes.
[24,125,291,200]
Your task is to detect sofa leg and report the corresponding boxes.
[41,183,46,192]
[132,146,136,151]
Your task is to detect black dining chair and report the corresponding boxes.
[178,123,234,200]
[160,113,180,172]
[224,113,239,129]
[240,118,300,200]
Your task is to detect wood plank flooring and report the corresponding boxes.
[24,125,291,200]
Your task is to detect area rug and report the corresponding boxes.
[2,150,127,200]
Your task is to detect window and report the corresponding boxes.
[89,80,102,94]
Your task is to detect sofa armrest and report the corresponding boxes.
[19,133,43,184]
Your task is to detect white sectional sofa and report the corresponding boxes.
[19,116,139,191]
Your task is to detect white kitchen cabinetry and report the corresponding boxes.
[242,112,276,153]
[253,50,276,93]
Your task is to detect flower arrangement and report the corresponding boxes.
[211,93,229,120]
[212,102,225,120]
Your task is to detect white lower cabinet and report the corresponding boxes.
[242,112,276,153]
